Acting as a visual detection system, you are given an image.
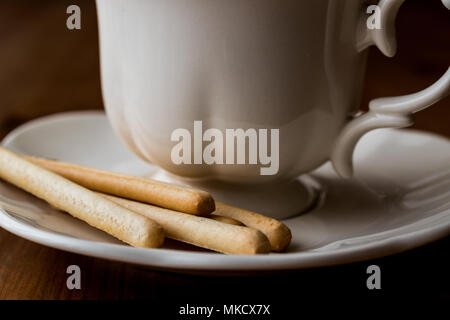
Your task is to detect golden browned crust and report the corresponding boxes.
[26,156,215,216]
[0,147,165,248]
[102,194,271,255]
[214,202,292,252]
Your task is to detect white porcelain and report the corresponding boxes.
[0,112,449,272]
[96,0,450,218]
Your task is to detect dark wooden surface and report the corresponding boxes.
[0,0,448,302]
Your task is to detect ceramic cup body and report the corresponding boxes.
[97,0,368,185]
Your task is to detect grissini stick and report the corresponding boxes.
[23,155,290,251]
[100,194,271,255]
[210,215,244,226]
[25,156,215,216]
[0,147,164,248]
[214,202,292,252]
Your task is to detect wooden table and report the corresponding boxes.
[0,0,449,303]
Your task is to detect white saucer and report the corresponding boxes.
[0,111,449,272]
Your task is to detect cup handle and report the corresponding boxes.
[331,0,450,178]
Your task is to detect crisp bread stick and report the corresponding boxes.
[0,147,164,248]
[210,215,244,226]
[100,194,271,255]
[25,156,215,216]
[214,202,292,252]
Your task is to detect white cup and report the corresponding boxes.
[96,0,450,219]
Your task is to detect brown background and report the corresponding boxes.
[0,0,448,302]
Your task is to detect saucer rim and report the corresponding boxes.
[1,206,448,271]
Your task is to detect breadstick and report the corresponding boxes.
[214,202,292,252]
[25,156,215,216]
[100,194,271,255]
[210,215,244,226]
[0,147,164,248]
